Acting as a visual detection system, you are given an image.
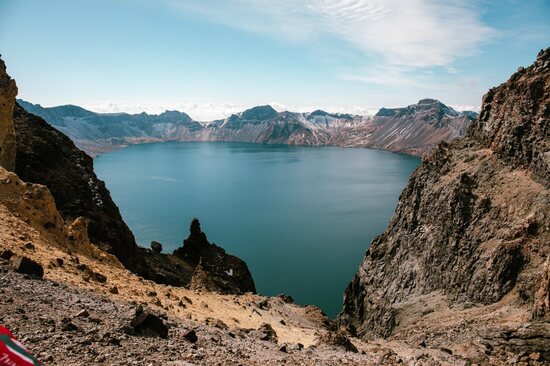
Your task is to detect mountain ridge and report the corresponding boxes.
[18,98,477,157]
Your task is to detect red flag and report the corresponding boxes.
[0,326,42,366]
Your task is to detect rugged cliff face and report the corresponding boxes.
[340,48,550,342]
[2,57,257,295]
[12,103,147,274]
[18,99,475,157]
[0,57,17,171]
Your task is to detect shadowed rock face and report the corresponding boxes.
[339,48,550,338]
[472,49,550,183]
[174,218,256,294]
[12,102,147,275]
[0,57,17,171]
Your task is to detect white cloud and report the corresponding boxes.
[81,100,380,120]
[449,104,480,112]
[82,101,245,121]
[160,0,495,68]
[269,101,379,116]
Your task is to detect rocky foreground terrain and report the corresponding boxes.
[18,98,475,157]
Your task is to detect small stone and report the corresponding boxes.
[183,329,198,343]
[279,345,288,353]
[0,250,14,260]
[93,272,107,283]
[109,286,119,294]
[76,309,89,318]
[529,353,541,361]
[23,242,35,250]
[61,321,78,332]
[277,294,294,303]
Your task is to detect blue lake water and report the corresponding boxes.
[94,142,419,317]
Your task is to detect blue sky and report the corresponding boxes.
[0,0,548,120]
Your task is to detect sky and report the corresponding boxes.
[0,0,548,121]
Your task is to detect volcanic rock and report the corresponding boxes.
[11,256,44,278]
[174,218,256,294]
[340,48,550,341]
[128,306,168,339]
[151,241,162,253]
[0,57,17,171]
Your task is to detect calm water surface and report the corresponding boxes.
[94,142,419,317]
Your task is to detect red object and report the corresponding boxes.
[0,325,41,365]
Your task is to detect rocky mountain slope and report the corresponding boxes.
[1,57,255,296]
[18,99,476,157]
[340,48,550,359]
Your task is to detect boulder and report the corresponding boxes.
[252,323,278,342]
[316,331,358,353]
[150,241,162,253]
[11,256,44,278]
[0,249,13,260]
[128,306,168,338]
[182,329,197,343]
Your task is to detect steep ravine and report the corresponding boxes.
[340,48,550,356]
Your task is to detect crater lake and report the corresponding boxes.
[94,142,419,317]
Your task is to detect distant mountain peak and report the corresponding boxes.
[240,105,278,120]
[309,109,329,117]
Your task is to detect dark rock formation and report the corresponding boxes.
[18,98,475,157]
[251,323,278,342]
[182,329,198,343]
[0,57,17,171]
[11,256,44,278]
[174,218,256,294]
[127,305,168,339]
[150,241,162,253]
[472,49,550,183]
[12,103,148,275]
[340,48,550,339]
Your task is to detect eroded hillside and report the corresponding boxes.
[340,48,550,359]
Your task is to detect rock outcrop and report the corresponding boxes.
[18,98,475,157]
[0,57,17,171]
[12,103,149,275]
[340,48,550,344]
[174,218,256,294]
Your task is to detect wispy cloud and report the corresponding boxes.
[160,0,495,69]
[82,101,245,121]
[82,100,380,120]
